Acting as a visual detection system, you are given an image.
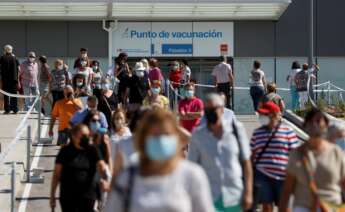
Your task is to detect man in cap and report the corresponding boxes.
[19,51,39,111]
[250,101,299,211]
[189,93,253,211]
[0,45,20,114]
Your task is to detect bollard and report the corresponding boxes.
[37,96,41,144]
[26,125,31,183]
[10,162,16,212]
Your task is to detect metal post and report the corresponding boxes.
[174,88,178,113]
[27,125,31,182]
[308,0,315,101]
[328,81,331,105]
[37,97,41,144]
[166,80,170,105]
[10,162,16,212]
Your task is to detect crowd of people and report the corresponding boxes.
[1,44,345,212]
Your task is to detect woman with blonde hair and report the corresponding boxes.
[104,109,213,212]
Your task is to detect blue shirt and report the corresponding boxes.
[70,108,108,129]
[188,119,251,207]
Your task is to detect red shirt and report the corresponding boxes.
[178,97,204,132]
[169,69,182,89]
[148,67,163,83]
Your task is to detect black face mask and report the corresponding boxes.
[80,135,90,148]
[205,108,219,124]
[66,92,73,99]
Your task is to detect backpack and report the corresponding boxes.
[295,71,309,92]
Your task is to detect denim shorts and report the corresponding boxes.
[57,129,70,145]
[254,170,284,205]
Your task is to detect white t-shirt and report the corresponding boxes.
[212,62,232,84]
[104,160,214,212]
[249,69,265,87]
[110,127,132,162]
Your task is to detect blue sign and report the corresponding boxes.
[162,44,193,54]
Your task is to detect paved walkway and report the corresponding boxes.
[0,114,260,212]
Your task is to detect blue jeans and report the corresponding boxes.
[23,86,38,111]
[290,85,299,111]
[254,170,283,205]
[250,86,265,111]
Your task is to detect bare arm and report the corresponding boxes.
[50,164,62,209]
[279,173,296,212]
[242,160,253,211]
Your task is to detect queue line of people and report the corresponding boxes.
[1,45,345,212]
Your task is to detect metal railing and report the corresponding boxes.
[0,88,42,212]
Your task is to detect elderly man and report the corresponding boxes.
[20,51,39,111]
[188,93,253,212]
[251,101,299,212]
[49,86,83,146]
[70,95,108,129]
[0,45,20,114]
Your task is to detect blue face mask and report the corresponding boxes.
[336,138,345,150]
[145,135,178,161]
[151,87,161,95]
[185,90,194,99]
[90,121,101,133]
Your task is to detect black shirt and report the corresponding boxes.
[0,54,19,82]
[128,73,150,104]
[56,144,101,199]
[98,92,118,126]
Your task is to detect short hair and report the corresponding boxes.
[54,59,64,67]
[292,61,301,69]
[303,108,329,128]
[149,58,159,68]
[253,60,261,69]
[80,48,88,52]
[87,95,98,104]
[181,59,188,66]
[70,124,88,137]
[4,44,13,51]
[302,63,309,70]
[205,93,225,107]
[267,82,277,93]
[184,82,195,89]
[39,55,47,64]
[91,60,99,66]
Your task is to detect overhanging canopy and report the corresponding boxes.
[0,0,291,21]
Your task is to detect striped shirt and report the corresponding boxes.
[250,123,299,180]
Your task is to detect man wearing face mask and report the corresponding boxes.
[0,45,20,114]
[70,95,108,129]
[189,93,253,212]
[169,61,182,89]
[49,86,83,146]
[19,51,39,111]
[178,83,204,132]
[126,61,150,111]
[73,48,91,69]
[250,101,299,212]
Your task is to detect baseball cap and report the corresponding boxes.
[257,101,281,114]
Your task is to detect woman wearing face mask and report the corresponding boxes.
[91,60,103,99]
[110,108,131,144]
[98,79,118,126]
[73,73,90,108]
[328,123,345,151]
[50,59,71,108]
[50,124,110,212]
[178,83,204,132]
[74,58,93,91]
[104,109,214,212]
[251,101,299,212]
[126,62,150,111]
[279,109,345,212]
[143,80,169,110]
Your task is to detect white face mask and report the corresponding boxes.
[29,58,35,63]
[136,70,144,77]
[258,115,270,126]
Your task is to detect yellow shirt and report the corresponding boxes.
[52,98,83,131]
[143,95,169,110]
